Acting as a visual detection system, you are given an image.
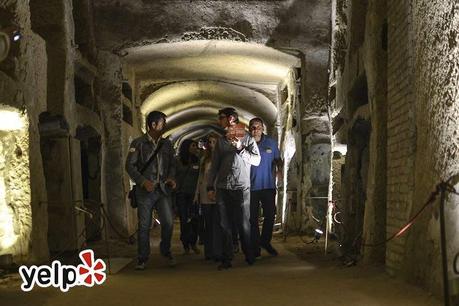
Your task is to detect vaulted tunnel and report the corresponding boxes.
[1,1,458,305]
[124,40,300,147]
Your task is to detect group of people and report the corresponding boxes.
[125,107,282,270]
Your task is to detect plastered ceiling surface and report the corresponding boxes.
[125,40,300,138]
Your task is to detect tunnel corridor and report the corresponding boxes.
[0,0,459,305]
[0,231,440,306]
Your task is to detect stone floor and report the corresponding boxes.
[0,228,442,306]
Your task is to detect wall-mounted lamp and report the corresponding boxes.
[12,30,21,42]
[314,228,324,240]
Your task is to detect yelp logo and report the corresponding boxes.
[19,249,106,292]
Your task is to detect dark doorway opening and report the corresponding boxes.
[76,126,102,242]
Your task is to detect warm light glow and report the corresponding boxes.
[126,40,300,84]
[0,176,17,250]
[0,106,31,258]
[141,81,278,128]
[0,110,25,131]
[334,143,347,155]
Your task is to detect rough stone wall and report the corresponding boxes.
[301,115,332,232]
[402,0,459,296]
[94,0,331,119]
[0,1,49,263]
[331,153,345,204]
[331,0,459,295]
[360,0,387,264]
[97,51,130,237]
[121,73,142,235]
[385,0,417,277]
[332,0,387,262]
[94,0,332,232]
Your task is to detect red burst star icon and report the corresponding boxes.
[77,250,107,287]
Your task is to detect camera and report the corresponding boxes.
[156,181,174,196]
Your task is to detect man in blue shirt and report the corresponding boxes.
[249,117,283,256]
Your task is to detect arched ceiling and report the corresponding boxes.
[123,40,300,142]
[166,120,222,141]
[170,124,224,148]
[125,40,300,85]
[141,81,278,130]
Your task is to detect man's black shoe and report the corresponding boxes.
[254,248,261,258]
[135,260,146,270]
[246,257,255,266]
[261,243,278,256]
[217,261,232,270]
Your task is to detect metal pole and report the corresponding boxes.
[325,201,333,255]
[439,184,450,306]
[103,206,112,275]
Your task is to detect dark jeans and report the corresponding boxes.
[136,188,174,262]
[197,206,205,244]
[176,193,198,249]
[250,189,276,251]
[217,188,254,263]
[201,204,218,259]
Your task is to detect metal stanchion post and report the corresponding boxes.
[102,204,112,275]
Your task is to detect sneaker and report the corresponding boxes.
[246,257,256,266]
[217,261,232,270]
[165,254,176,267]
[261,243,278,256]
[135,261,146,270]
[191,245,201,255]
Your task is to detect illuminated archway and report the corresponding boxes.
[0,106,31,258]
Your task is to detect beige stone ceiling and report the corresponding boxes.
[123,40,300,140]
[125,40,300,84]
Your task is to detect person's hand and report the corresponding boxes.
[165,178,176,190]
[142,180,155,193]
[193,193,199,204]
[230,137,242,150]
[207,190,216,201]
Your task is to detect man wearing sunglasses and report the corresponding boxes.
[125,111,177,270]
[207,107,261,270]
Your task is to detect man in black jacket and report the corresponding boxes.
[125,111,177,270]
[207,107,261,269]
